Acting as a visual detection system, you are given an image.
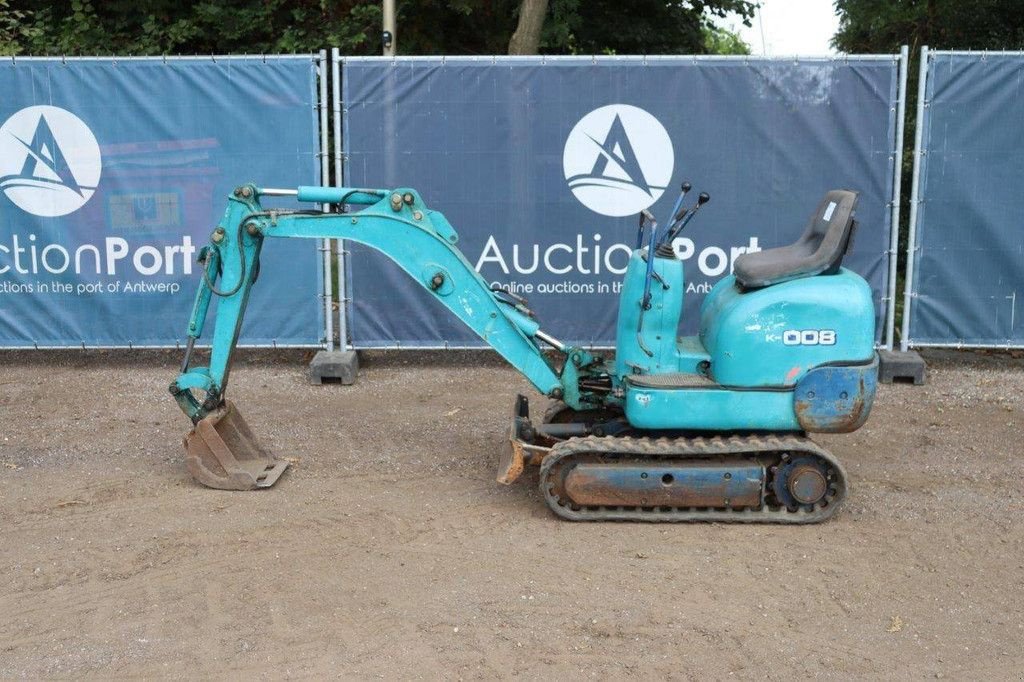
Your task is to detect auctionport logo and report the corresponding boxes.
[0,105,102,218]
[562,104,673,218]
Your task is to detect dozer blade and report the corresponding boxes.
[183,400,289,490]
[496,394,551,485]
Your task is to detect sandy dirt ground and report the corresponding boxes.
[0,348,1022,679]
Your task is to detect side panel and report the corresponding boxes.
[623,355,878,433]
[907,52,1024,347]
[794,355,878,433]
[614,251,685,379]
[699,270,875,387]
[624,385,800,431]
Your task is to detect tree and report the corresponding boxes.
[0,1,385,56]
[541,0,755,55]
[0,0,40,54]
[702,24,750,55]
[832,0,1024,343]
[0,0,756,57]
[508,0,549,54]
[833,0,1024,54]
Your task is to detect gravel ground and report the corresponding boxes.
[0,348,1022,679]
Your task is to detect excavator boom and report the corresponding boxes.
[171,184,604,489]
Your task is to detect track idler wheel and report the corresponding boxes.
[183,400,289,490]
[771,455,833,510]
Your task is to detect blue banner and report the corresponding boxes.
[0,57,323,347]
[907,52,1024,347]
[342,56,899,348]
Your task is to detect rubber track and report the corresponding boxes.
[539,434,847,523]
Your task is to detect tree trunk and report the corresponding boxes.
[508,0,549,55]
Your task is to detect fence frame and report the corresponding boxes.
[331,47,350,350]
[316,49,335,352]
[883,45,910,350]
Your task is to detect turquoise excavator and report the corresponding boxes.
[171,182,877,523]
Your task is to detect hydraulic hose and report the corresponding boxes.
[202,223,247,298]
[201,209,320,298]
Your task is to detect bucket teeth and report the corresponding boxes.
[183,400,289,490]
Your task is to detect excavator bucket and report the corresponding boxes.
[183,400,289,490]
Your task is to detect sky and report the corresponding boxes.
[719,0,842,56]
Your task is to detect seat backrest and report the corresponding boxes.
[798,190,858,274]
[733,190,859,289]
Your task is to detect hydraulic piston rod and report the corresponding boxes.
[535,329,566,351]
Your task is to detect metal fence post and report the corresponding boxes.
[884,45,909,350]
[331,48,349,350]
[900,46,929,353]
[317,49,335,351]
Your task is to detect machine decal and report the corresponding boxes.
[783,329,837,346]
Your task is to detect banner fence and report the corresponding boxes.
[18,50,1000,353]
[0,55,327,349]
[903,49,1024,349]
[339,54,905,350]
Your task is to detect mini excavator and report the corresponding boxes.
[171,182,878,523]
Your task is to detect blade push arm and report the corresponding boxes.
[172,185,573,422]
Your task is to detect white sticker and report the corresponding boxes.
[822,201,837,221]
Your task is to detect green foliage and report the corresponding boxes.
[0,0,41,55]
[832,0,1024,343]
[702,25,750,55]
[0,0,755,56]
[3,0,382,56]
[397,1,518,55]
[542,0,755,55]
[833,0,1024,53]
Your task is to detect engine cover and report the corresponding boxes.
[699,269,876,387]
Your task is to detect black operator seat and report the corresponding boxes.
[733,190,859,289]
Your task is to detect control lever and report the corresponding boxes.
[636,211,660,357]
[660,191,710,248]
[640,213,659,311]
[638,181,693,305]
[642,182,690,250]
[636,182,692,357]
[663,182,691,232]
[636,209,656,249]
